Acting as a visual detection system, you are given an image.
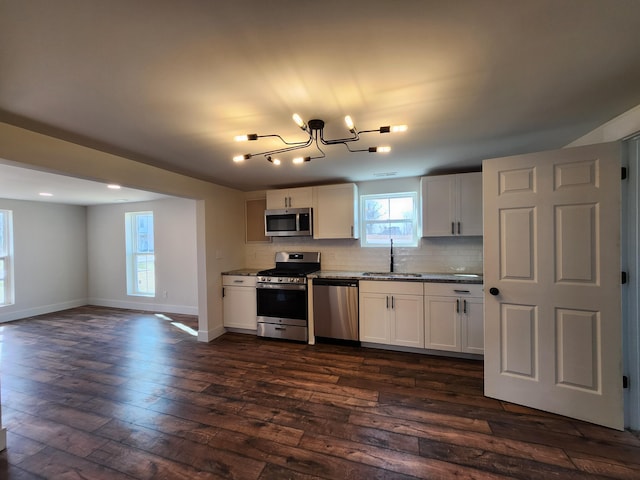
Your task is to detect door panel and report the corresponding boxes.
[483,142,623,430]
[500,207,537,280]
[500,303,537,379]
[555,203,597,283]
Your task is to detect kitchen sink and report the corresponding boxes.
[362,272,423,278]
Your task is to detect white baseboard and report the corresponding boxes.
[197,324,225,342]
[88,298,198,316]
[0,299,87,323]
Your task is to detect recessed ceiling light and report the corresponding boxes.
[39,192,53,197]
[107,184,121,190]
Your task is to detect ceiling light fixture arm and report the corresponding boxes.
[232,114,405,164]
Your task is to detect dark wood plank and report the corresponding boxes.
[2,306,640,480]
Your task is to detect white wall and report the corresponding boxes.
[0,123,247,343]
[0,199,88,323]
[245,177,484,274]
[87,197,198,315]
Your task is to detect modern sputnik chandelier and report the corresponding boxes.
[233,114,407,165]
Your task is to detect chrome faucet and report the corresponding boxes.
[390,238,394,273]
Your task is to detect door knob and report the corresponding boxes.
[489,287,500,296]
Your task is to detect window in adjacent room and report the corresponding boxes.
[0,209,14,306]
[360,192,419,247]
[125,211,155,296]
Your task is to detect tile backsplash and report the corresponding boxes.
[245,236,483,274]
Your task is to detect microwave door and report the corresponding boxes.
[265,212,297,236]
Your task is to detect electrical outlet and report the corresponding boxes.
[163,291,168,298]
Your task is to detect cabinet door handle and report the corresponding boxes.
[386,296,389,309]
[233,279,244,283]
[457,222,461,234]
[451,222,455,235]
[391,296,395,309]
[275,326,286,331]
[456,299,459,313]
[350,225,354,237]
[463,299,467,314]
[454,289,470,294]
[222,287,225,298]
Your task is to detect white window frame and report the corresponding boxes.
[360,192,419,247]
[125,211,156,297]
[0,209,14,306]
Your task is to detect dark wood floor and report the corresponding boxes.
[1,307,639,479]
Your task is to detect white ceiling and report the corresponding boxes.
[0,161,170,206]
[1,0,640,196]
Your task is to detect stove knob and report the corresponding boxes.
[278,277,283,282]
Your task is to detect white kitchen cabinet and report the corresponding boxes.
[424,283,483,354]
[222,275,257,330]
[266,187,313,209]
[421,172,482,237]
[359,281,424,348]
[461,296,484,354]
[313,183,359,239]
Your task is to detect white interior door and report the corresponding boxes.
[483,142,623,430]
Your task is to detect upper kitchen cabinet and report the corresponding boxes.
[266,187,313,209]
[421,172,482,237]
[313,183,359,239]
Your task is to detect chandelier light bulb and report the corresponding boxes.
[344,115,355,131]
[292,156,304,164]
[233,154,251,162]
[292,113,306,128]
[369,146,391,153]
[234,133,258,142]
[391,125,408,133]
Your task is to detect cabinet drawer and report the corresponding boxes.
[223,275,257,287]
[359,280,423,296]
[423,283,483,297]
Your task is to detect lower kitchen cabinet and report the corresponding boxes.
[222,275,257,330]
[424,283,484,354]
[359,281,424,348]
[461,296,484,354]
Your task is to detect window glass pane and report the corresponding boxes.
[361,192,418,247]
[0,209,13,306]
[364,198,388,221]
[389,197,413,220]
[0,211,5,255]
[136,214,154,253]
[135,254,155,294]
[0,258,4,304]
[125,211,155,296]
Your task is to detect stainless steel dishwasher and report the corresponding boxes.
[312,278,359,344]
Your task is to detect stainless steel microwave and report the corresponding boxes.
[264,207,313,237]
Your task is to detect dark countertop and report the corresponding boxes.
[223,269,483,284]
[310,270,483,284]
[222,268,262,276]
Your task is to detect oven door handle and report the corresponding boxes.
[256,283,306,291]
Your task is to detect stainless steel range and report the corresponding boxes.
[256,251,321,342]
